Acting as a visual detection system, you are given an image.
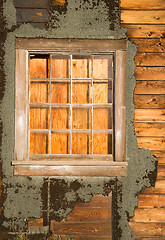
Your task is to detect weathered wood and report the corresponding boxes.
[115,50,126,161]
[28,218,43,227]
[122,24,165,38]
[138,194,165,208]
[67,208,111,221]
[158,158,165,165]
[50,221,112,236]
[134,122,165,137]
[14,0,48,8]
[16,38,127,51]
[121,0,165,10]
[135,109,165,122]
[14,164,127,176]
[135,67,165,81]
[134,95,165,109]
[134,39,165,53]
[16,9,48,23]
[157,165,165,179]
[121,10,165,24]
[129,222,165,237]
[141,180,165,194]
[49,235,111,240]
[76,194,112,208]
[134,238,165,240]
[151,150,165,157]
[15,50,28,162]
[135,53,165,66]
[130,208,165,222]
[137,137,165,150]
[134,81,165,94]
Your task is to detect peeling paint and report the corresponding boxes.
[0,0,157,239]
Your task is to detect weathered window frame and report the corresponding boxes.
[13,38,127,176]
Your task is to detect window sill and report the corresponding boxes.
[12,158,127,176]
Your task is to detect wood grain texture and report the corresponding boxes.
[134,95,165,109]
[121,10,165,24]
[122,24,165,38]
[121,0,165,10]
[134,81,165,94]
[151,150,165,157]
[135,53,165,66]
[14,164,127,176]
[135,67,165,80]
[50,194,112,239]
[140,180,165,194]
[135,109,165,122]
[138,194,165,208]
[157,166,165,179]
[134,123,165,137]
[137,137,165,150]
[129,222,165,237]
[16,9,48,23]
[130,208,165,222]
[134,39,165,53]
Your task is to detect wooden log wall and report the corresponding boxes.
[121,0,165,239]
[28,194,112,240]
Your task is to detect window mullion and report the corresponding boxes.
[91,57,93,154]
[49,54,52,155]
[70,54,72,154]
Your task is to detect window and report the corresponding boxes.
[13,39,127,176]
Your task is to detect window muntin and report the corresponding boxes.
[29,53,114,156]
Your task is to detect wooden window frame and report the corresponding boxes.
[13,38,127,176]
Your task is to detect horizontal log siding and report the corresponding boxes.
[121,0,165,239]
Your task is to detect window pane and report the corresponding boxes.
[93,108,112,129]
[72,108,91,129]
[51,108,70,129]
[51,82,70,103]
[93,55,113,79]
[93,134,112,154]
[72,55,91,78]
[72,82,91,103]
[30,82,49,103]
[51,55,70,78]
[93,82,112,103]
[72,134,91,154]
[51,133,70,154]
[30,133,49,154]
[30,108,49,129]
[30,55,49,78]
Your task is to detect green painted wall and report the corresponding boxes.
[0,0,157,239]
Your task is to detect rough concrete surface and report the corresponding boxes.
[0,0,157,239]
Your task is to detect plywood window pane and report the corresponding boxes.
[51,83,70,103]
[30,108,49,129]
[93,82,112,103]
[93,134,112,154]
[51,55,70,78]
[30,55,49,78]
[72,134,91,154]
[72,108,91,129]
[93,55,113,79]
[30,133,48,154]
[93,108,112,129]
[51,108,70,129]
[51,133,70,154]
[72,82,91,103]
[72,55,91,78]
[30,82,49,103]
